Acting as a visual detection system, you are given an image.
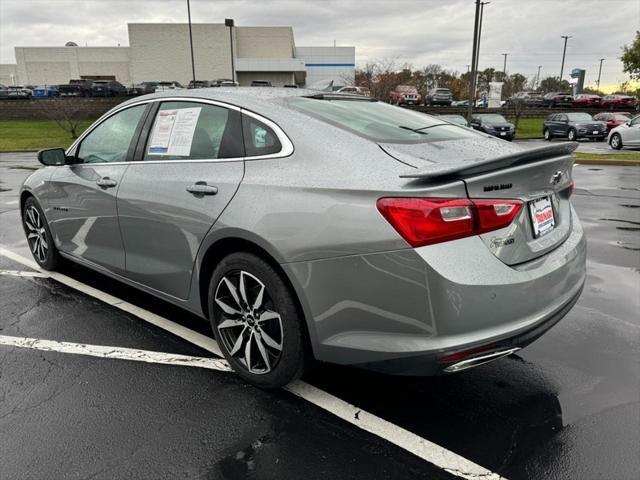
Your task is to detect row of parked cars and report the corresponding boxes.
[432,110,638,147]
[505,91,637,109]
[389,85,454,106]
[0,78,284,100]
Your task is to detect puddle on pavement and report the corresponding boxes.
[588,168,603,171]
[620,204,640,209]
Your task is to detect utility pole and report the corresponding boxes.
[596,58,604,91]
[187,0,196,84]
[468,0,481,122]
[501,52,509,76]
[559,35,572,80]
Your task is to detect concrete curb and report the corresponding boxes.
[575,158,640,167]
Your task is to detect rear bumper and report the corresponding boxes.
[284,207,586,375]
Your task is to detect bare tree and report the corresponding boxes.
[36,98,87,139]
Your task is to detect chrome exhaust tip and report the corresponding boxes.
[443,347,521,373]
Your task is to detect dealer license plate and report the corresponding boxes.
[529,196,555,237]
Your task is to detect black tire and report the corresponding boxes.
[610,133,623,150]
[208,252,309,389]
[543,128,552,141]
[22,196,59,270]
[567,128,577,141]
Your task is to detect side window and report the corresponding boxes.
[144,101,243,161]
[630,116,640,126]
[242,114,283,157]
[77,105,146,163]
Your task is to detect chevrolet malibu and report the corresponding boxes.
[21,88,586,388]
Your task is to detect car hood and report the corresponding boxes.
[379,136,523,168]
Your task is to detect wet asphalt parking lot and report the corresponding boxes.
[0,151,638,480]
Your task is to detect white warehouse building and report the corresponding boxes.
[0,23,355,88]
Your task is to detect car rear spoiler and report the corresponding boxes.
[400,142,578,180]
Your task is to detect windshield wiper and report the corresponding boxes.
[398,123,450,134]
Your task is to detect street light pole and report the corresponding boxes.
[559,35,571,80]
[501,52,509,76]
[468,0,481,122]
[596,58,604,91]
[536,65,542,88]
[225,18,235,82]
[186,0,196,84]
[475,2,490,88]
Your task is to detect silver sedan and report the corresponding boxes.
[608,114,640,149]
[20,88,586,388]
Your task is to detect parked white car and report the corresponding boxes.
[608,114,640,150]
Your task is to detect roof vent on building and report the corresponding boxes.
[65,41,78,47]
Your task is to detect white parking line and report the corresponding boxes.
[0,335,231,371]
[0,245,504,480]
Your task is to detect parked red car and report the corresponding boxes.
[572,94,602,108]
[601,94,637,110]
[593,112,632,132]
[389,85,422,106]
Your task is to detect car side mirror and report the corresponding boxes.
[37,148,68,166]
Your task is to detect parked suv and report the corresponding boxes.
[59,79,93,97]
[506,91,543,107]
[389,85,421,105]
[91,80,127,97]
[543,112,607,141]
[128,81,159,95]
[188,80,212,89]
[470,113,515,140]
[425,88,452,106]
[542,92,573,108]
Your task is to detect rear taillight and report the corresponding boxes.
[376,197,523,247]
[567,179,575,197]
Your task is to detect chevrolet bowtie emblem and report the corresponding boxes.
[550,171,564,185]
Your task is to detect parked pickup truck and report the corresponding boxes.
[58,79,93,97]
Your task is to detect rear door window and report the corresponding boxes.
[144,101,243,161]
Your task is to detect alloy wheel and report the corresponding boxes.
[24,205,48,263]
[610,134,621,149]
[214,270,283,375]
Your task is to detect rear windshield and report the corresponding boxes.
[614,114,630,121]
[567,113,593,122]
[436,89,450,93]
[286,97,478,144]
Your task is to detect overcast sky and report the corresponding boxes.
[1,0,638,90]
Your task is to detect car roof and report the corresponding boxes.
[118,87,369,114]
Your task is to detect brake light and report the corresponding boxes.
[567,179,575,197]
[376,197,523,247]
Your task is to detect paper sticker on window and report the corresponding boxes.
[148,107,202,156]
[254,126,268,148]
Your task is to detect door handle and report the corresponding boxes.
[186,182,218,195]
[96,177,117,188]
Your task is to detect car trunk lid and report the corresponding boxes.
[380,140,577,265]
